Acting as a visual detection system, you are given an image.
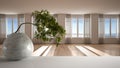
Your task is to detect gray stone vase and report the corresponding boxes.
[2,33,34,60]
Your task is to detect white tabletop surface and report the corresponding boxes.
[0,56,120,68]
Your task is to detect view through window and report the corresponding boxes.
[6,16,18,36]
[104,18,118,38]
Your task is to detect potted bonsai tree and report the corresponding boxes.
[2,10,66,60]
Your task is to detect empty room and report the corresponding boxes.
[0,0,120,68]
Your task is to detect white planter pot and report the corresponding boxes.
[2,33,34,60]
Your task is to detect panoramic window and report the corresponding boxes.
[6,16,18,36]
[71,17,84,38]
[65,16,85,38]
[71,18,77,37]
[104,17,118,38]
[78,18,84,37]
[111,18,117,37]
[104,18,110,37]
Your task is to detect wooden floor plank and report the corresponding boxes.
[47,45,56,56]
[68,46,85,56]
[83,46,110,56]
[54,45,72,56]
[75,46,98,56]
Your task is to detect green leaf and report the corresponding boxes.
[32,10,66,46]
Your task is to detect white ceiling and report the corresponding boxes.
[0,0,120,14]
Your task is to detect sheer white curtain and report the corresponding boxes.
[65,14,91,43]
[0,14,6,38]
[65,14,71,38]
[31,16,35,39]
[0,14,6,43]
[24,14,32,39]
[98,14,104,43]
[6,15,19,37]
[98,15,119,43]
[65,14,72,43]
[66,15,85,38]
[18,14,25,33]
[118,15,120,41]
[98,14,104,38]
[84,14,91,43]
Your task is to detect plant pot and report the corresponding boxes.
[2,33,34,60]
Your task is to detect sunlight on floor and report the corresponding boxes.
[75,46,98,56]
[32,45,110,56]
[83,46,110,56]
[32,46,48,56]
[42,46,52,56]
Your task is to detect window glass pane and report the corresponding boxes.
[104,18,110,37]
[111,18,117,37]
[78,18,84,37]
[84,18,90,37]
[13,18,18,32]
[7,18,12,35]
[72,18,77,37]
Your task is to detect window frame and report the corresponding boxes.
[71,15,84,38]
[104,15,119,38]
[6,15,18,37]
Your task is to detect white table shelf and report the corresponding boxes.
[0,56,120,68]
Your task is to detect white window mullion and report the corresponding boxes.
[116,18,118,38]
[71,15,85,38]
[110,18,111,37]
[117,18,119,38]
[84,19,85,38]
[104,15,118,38]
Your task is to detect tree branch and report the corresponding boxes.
[15,22,34,33]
